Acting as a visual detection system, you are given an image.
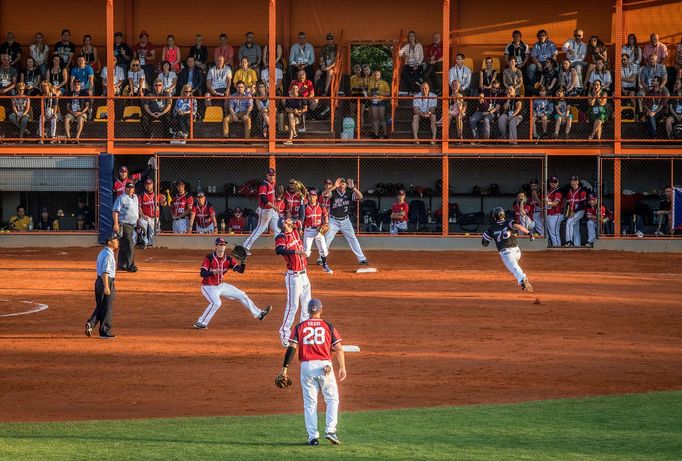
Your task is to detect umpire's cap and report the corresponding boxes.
[105,233,119,243]
[308,299,323,314]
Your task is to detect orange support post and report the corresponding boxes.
[441,156,449,236]
[441,0,450,152]
[613,0,624,153]
[614,158,621,236]
[106,0,115,153]
[268,0,277,153]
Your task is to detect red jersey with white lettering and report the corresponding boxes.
[513,200,534,222]
[391,202,409,222]
[173,193,194,218]
[228,215,246,231]
[114,172,142,196]
[259,180,276,209]
[566,187,587,213]
[289,318,342,362]
[546,188,563,216]
[275,197,286,217]
[192,202,216,228]
[586,204,598,221]
[201,252,239,286]
[275,229,307,272]
[319,193,331,210]
[528,193,543,214]
[304,203,328,228]
[138,191,161,218]
[284,190,306,220]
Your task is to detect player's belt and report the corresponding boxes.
[331,216,348,221]
[307,225,318,230]
[286,270,306,275]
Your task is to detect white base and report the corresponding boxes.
[342,345,361,352]
[356,267,378,273]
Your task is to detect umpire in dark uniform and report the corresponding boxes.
[85,233,119,339]
[113,182,140,272]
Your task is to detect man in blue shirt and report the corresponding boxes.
[223,80,253,139]
[85,233,119,339]
[70,55,95,119]
[289,32,315,81]
[528,30,557,86]
[113,182,140,272]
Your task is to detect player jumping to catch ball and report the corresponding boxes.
[481,207,534,292]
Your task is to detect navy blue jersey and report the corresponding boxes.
[483,219,518,251]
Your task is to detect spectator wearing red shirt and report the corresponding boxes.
[390,190,409,234]
[290,69,318,113]
[132,31,156,84]
[421,33,443,95]
[228,207,247,232]
[214,33,234,69]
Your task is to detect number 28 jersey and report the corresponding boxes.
[482,219,518,251]
[289,318,342,362]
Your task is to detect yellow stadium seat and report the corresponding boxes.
[122,106,141,122]
[480,57,501,72]
[570,106,580,122]
[0,106,5,121]
[95,106,107,122]
[621,105,635,122]
[203,106,224,122]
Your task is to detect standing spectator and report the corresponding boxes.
[562,29,587,76]
[204,55,231,107]
[53,29,76,69]
[38,81,58,141]
[80,34,99,72]
[233,57,258,93]
[263,41,283,70]
[214,33,234,69]
[21,57,41,97]
[46,55,67,95]
[637,54,667,114]
[9,205,32,230]
[349,64,366,97]
[390,189,409,234]
[479,56,498,91]
[655,186,673,236]
[559,58,580,96]
[412,81,437,144]
[622,34,643,68]
[470,79,503,141]
[64,80,90,142]
[585,194,599,247]
[504,30,530,72]
[260,61,283,95]
[552,86,573,139]
[132,31,156,83]
[171,180,194,234]
[532,86,553,140]
[70,56,94,117]
[538,58,559,95]
[0,53,18,97]
[9,82,30,140]
[564,175,587,247]
[398,31,424,94]
[189,192,217,234]
[188,34,208,74]
[223,80,252,139]
[113,183,139,272]
[0,32,22,71]
[289,32,315,81]
[621,53,639,106]
[124,59,146,97]
[283,83,307,145]
[177,56,204,95]
[438,80,466,141]
[290,69,318,114]
[498,85,524,144]
[228,207,246,232]
[587,80,608,142]
[142,80,172,140]
[421,33,443,95]
[503,57,523,94]
[113,32,132,71]
[585,36,609,85]
[161,35,181,73]
[138,178,160,248]
[666,79,682,139]
[238,32,262,69]
[30,33,50,76]
[157,60,178,94]
[34,208,58,231]
[528,30,558,86]
[643,76,669,138]
[101,64,125,96]
[586,59,612,94]
[448,53,472,95]
[84,233,119,339]
[545,176,563,247]
[367,69,390,139]
[314,33,338,96]
[174,84,197,141]
[512,190,534,232]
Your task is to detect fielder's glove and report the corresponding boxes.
[231,245,248,264]
[318,223,330,235]
[481,239,489,247]
[275,373,293,388]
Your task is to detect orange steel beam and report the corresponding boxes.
[614,158,621,235]
[441,0,450,152]
[613,0,623,153]
[441,155,449,236]
[269,0,277,153]
[282,0,290,51]
[0,147,102,155]
[107,0,116,154]
[126,0,134,46]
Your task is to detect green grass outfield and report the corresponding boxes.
[1,391,681,461]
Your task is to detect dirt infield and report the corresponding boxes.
[0,247,681,422]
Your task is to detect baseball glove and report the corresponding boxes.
[231,245,248,263]
[291,179,309,198]
[318,223,330,235]
[275,373,293,388]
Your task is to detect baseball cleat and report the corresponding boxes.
[521,278,534,293]
[245,249,252,256]
[258,306,273,321]
[359,260,368,265]
[84,322,92,337]
[316,258,323,265]
[308,438,319,446]
[193,322,208,330]
[322,265,333,273]
[325,433,341,445]
[99,333,116,339]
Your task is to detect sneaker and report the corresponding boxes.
[585,242,594,248]
[245,249,252,256]
[654,230,663,236]
[521,278,534,293]
[281,339,290,347]
[84,322,92,337]
[284,140,293,145]
[322,265,333,273]
[635,231,644,238]
[308,438,319,446]
[359,260,369,265]
[563,242,574,247]
[258,305,272,321]
[193,322,207,330]
[325,433,341,445]
[99,333,116,339]
[316,257,323,266]
[128,265,138,273]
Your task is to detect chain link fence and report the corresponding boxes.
[621,96,682,144]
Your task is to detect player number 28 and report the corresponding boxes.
[302,327,326,345]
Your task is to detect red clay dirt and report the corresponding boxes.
[0,247,681,422]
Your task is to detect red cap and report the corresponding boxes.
[139,30,149,38]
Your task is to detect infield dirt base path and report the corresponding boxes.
[0,247,681,422]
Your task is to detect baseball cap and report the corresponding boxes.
[114,32,123,37]
[326,33,334,39]
[214,237,227,245]
[308,299,323,314]
[125,182,135,189]
[76,214,85,220]
[308,188,318,196]
[105,232,119,243]
[529,178,539,184]
[570,175,580,181]
[277,217,286,230]
[339,177,347,183]
[397,189,406,195]
[588,193,597,199]
[267,168,276,175]
[549,175,559,182]
[196,191,205,197]
[175,179,185,185]
[234,207,242,213]
[139,30,149,38]
[145,178,153,184]
[119,166,128,172]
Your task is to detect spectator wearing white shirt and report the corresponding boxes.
[412,82,437,143]
[124,59,146,96]
[562,29,587,76]
[205,55,232,107]
[399,31,424,94]
[289,32,315,81]
[157,60,177,95]
[261,66,283,94]
[101,65,125,96]
[620,53,638,110]
[622,34,643,67]
[587,59,612,94]
[448,54,472,96]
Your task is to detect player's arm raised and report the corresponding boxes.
[347,178,363,200]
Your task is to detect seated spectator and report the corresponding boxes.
[479,56,499,91]
[622,33,643,68]
[412,82,437,144]
[584,194,599,247]
[559,58,580,96]
[470,79,503,141]
[349,64,366,97]
[437,80,466,140]
[585,35,609,84]
[228,207,247,232]
[562,29,587,75]
[21,57,42,96]
[46,55,67,95]
[174,84,197,141]
[30,33,50,76]
[260,63,283,95]
[223,80,252,139]
[124,59,146,97]
[643,33,668,65]
[132,31,155,82]
[498,85,524,144]
[448,53,472,96]
[113,32,132,71]
[233,57,258,93]
[70,56,94,117]
[586,59,612,94]
[512,190,534,232]
[205,55,231,106]
[0,32,21,72]
[38,81,58,141]
[254,81,273,138]
[263,41,283,70]
[289,69,317,113]
[675,36,682,82]
[655,186,673,236]
[528,30,557,86]
[620,53,638,104]
[367,69,390,139]
[9,205,31,231]
[637,54,667,114]
[65,80,90,141]
[390,190,409,234]
[587,80,608,141]
[283,83,307,145]
[9,82,30,140]
[238,32,262,69]
[532,86,553,140]
[77,198,95,229]
[157,60,177,94]
[398,31,424,94]
[53,29,76,69]
[177,56,204,96]
[643,76,669,138]
[289,31,315,81]
[421,33,443,95]
[538,58,559,95]
[502,57,523,94]
[35,208,58,230]
[141,80,172,140]
[504,30,530,73]
[80,34,99,72]
[314,33,338,96]
[0,53,18,96]
[101,64,125,96]
[666,79,682,139]
[161,35,181,73]
[187,34,208,74]
[214,34,234,69]
[189,192,217,234]
[552,87,572,139]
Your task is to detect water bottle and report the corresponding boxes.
[196,178,202,193]
[28,221,33,231]
[220,219,226,232]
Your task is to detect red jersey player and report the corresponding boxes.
[172,180,194,234]
[390,189,409,235]
[564,175,587,247]
[279,298,347,446]
[302,189,332,273]
[512,190,534,233]
[283,179,307,223]
[138,178,163,248]
[189,192,217,234]
[545,175,563,247]
[243,168,279,254]
[319,178,333,211]
[228,207,247,232]
[113,166,143,197]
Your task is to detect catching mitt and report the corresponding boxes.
[291,179,309,198]
[318,223,330,235]
[231,245,248,263]
[275,373,293,388]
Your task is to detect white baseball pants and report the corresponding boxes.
[279,271,311,346]
[565,210,585,246]
[197,283,263,326]
[587,220,597,243]
[325,217,366,262]
[546,214,563,247]
[138,216,156,246]
[196,223,215,234]
[499,247,526,284]
[303,227,328,257]
[301,359,339,441]
[173,218,188,234]
[532,211,544,236]
[243,208,280,250]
